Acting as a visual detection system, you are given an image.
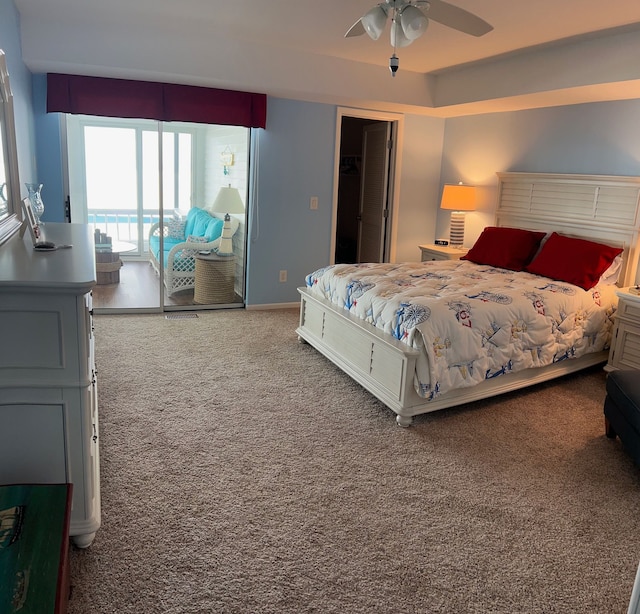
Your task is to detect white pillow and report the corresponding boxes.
[598,254,623,285]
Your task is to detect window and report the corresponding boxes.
[71,118,198,250]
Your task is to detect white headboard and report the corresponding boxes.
[495,172,640,286]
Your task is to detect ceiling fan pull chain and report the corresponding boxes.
[390,5,400,76]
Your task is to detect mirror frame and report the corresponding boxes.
[0,50,22,246]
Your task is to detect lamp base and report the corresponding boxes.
[448,212,466,247]
[216,215,234,256]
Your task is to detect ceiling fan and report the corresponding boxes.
[345,0,493,76]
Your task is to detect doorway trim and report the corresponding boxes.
[332,107,405,263]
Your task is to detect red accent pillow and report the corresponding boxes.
[462,226,546,271]
[525,232,623,290]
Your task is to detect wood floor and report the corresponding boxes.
[92,259,242,311]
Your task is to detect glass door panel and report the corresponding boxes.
[84,125,141,253]
[67,115,248,312]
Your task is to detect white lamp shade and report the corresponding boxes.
[362,6,388,40]
[390,18,413,48]
[210,186,245,215]
[400,6,428,40]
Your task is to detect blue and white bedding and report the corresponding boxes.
[305,260,618,400]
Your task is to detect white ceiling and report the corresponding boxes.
[13,0,640,116]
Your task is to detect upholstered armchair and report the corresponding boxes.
[149,207,239,296]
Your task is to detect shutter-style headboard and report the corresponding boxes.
[495,172,640,286]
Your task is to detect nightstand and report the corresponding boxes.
[607,288,640,371]
[419,244,469,261]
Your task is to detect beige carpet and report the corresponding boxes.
[68,308,640,613]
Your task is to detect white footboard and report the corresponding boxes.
[297,287,421,425]
[296,287,607,426]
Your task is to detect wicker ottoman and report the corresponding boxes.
[194,253,236,304]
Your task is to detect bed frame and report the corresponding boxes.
[297,172,640,426]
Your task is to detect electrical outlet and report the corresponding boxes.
[310,196,318,210]
[279,270,287,283]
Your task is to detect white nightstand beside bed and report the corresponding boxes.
[418,243,469,261]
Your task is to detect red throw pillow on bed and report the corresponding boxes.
[525,232,623,290]
[461,226,546,271]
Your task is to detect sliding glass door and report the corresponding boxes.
[66,115,249,312]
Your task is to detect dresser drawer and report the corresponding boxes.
[0,293,90,388]
[617,298,640,325]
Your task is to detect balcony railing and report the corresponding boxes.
[88,208,161,254]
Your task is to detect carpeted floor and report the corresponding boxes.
[68,308,640,613]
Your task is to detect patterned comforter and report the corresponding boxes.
[305,260,618,400]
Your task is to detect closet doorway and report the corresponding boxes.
[334,108,402,264]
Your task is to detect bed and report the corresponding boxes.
[296,172,640,426]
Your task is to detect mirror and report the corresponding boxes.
[0,49,22,245]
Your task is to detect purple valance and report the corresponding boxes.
[47,73,267,128]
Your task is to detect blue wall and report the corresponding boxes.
[437,101,640,246]
[32,73,65,222]
[442,102,640,179]
[246,98,336,305]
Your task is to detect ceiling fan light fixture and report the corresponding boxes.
[399,5,428,40]
[361,5,388,40]
[346,0,492,77]
[390,17,413,48]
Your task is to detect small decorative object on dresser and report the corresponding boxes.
[606,288,640,371]
[25,182,44,225]
[19,196,40,243]
[419,243,469,261]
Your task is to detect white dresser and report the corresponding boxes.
[0,223,100,548]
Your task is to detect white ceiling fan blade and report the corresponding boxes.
[424,0,493,37]
[345,18,366,38]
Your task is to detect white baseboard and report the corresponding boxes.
[245,302,300,310]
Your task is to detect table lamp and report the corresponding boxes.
[439,183,476,247]
[209,185,244,256]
